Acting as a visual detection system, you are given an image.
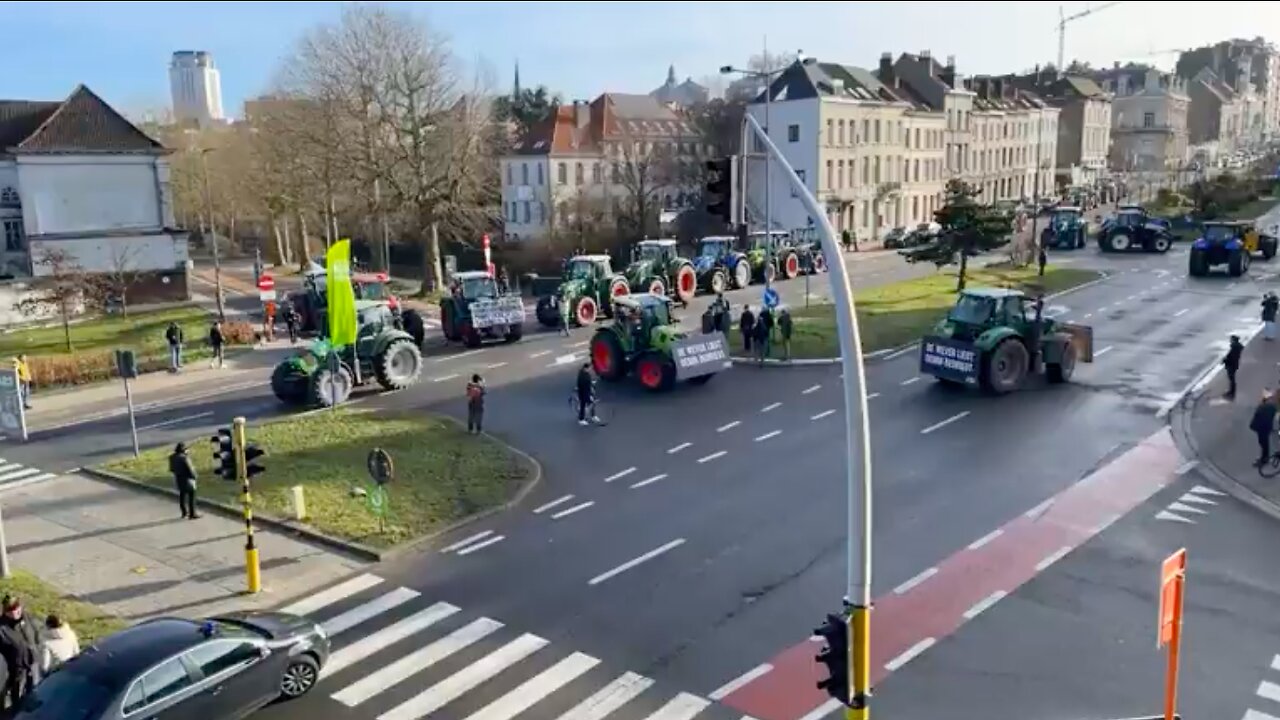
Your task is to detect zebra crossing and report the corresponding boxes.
[278,572,746,720]
[0,458,58,492]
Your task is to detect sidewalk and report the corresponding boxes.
[0,472,363,621]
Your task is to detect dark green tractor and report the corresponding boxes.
[919,288,1094,394]
[533,254,630,328]
[1041,206,1089,250]
[439,271,525,347]
[271,300,423,407]
[588,294,729,392]
[624,239,697,303]
[746,231,804,283]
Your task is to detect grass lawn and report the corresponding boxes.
[0,305,212,357]
[776,266,1103,361]
[1223,196,1279,221]
[100,409,532,549]
[0,571,126,645]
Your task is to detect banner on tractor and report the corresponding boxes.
[920,336,980,385]
[672,332,731,380]
[470,297,526,329]
[327,239,358,347]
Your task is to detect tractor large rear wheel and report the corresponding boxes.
[460,322,482,348]
[981,339,1029,395]
[709,270,728,295]
[1109,232,1132,252]
[782,252,800,280]
[271,361,310,405]
[732,259,751,289]
[1189,250,1208,276]
[635,351,675,392]
[1229,251,1247,277]
[402,308,427,347]
[1046,339,1077,384]
[374,338,423,390]
[309,364,354,407]
[674,264,696,303]
[590,331,626,381]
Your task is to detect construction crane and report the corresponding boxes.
[1057,1,1122,75]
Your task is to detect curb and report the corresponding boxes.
[1167,397,1280,524]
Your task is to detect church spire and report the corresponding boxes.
[513,61,522,98]
[666,64,677,85]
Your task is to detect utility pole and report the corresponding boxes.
[200,148,226,322]
[375,177,391,274]
[1031,110,1047,276]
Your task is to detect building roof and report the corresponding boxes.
[965,76,1048,112]
[754,59,907,105]
[1062,76,1106,99]
[1193,68,1238,103]
[510,92,697,157]
[0,85,165,155]
[650,65,709,107]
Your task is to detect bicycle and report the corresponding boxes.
[569,394,613,427]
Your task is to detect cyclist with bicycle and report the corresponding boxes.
[576,362,598,426]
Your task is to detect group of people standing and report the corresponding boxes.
[739,304,794,363]
[0,595,80,709]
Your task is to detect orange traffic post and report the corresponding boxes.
[1158,548,1187,720]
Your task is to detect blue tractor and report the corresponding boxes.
[1189,221,1250,277]
[693,235,752,294]
[1040,207,1089,249]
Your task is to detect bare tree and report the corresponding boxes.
[614,136,681,240]
[14,248,87,352]
[95,243,145,317]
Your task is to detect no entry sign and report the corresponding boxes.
[258,273,276,302]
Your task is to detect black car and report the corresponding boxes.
[13,613,329,720]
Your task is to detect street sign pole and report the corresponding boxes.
[123,375,139,458]
[116,350,140,457]
[0,504,10,578]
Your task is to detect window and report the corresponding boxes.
[612,162,622,183]
[187,640,260,680]
[536,163,544,185]
[874,156,881,183]
[592,163,602,183]
[126,658,193,712]
[792,169,806,198]
[827,119,834,145]
[897,121,903,144]
[837,160,844,189]
[3,219,23,252]
[862,157,870,183]
[505,164,513,185]
[903,158,910,180]
[537,202,545,224]
[914,128,920,150]
[826,160,833,189]
[788,124,800,142]
[575,163,584,185]
[838,120,845,145]
[521,163,529,185]
[557,163,567,184]
[523,202,531,223]
[862,201,870,227]
[874,119,881,143]
[912,195,920,220]
[0,187,16,205]
[862,120,869,143]
[913,158,920,182]
[1143,112,1155,128]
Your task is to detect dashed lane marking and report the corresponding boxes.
[667,442,692,454]
[900,377,920,386]
[962,590,1007,620]
[811,410,836,421]
[762,402,782,413]
[717,421,741,433]
[603,467,637,483]
[630,474,667,489]
[709,664,775,702]
[892,567,938,595]
[697,451,728,464]
[432,374,460,383]
[588,539,685,586]
[884,638,936,672]
[433,349,485,363]
[802,385,821,395]
[967,528,1003,550]
[532,495,575,514]
[920,411,970,435]
[755,431,782,442]
[1094,346,1113,357]
[455,535,506,556]
[1174,308,1190,318]
[867,392,881,400]
[551,501,595,520]
[529,350,552,359]
[1034,546,1074,572]
[440,531,494,554]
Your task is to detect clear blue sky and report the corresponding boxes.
[8,1,1280,117]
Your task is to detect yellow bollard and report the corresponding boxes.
[234,416,261,594]
[245,546,261,594]
[846,605,871,720]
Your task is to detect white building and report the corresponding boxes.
[0,85,189,319]
[169,50,224,127]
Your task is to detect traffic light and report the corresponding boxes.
[705,157,736,224]
[814,613,849,705]
[212,427,235,480]
[244,442,266,480]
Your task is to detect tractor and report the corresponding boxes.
[1189,221,1254,277]
[1097,208,1175,253]
[624,239,698,303]
[746,231,804,283]
[271,300,424,407]
[588,293,729,392]
[1240,221,1279,260]
[439,271,525,347]
[1040,207,1089,250]
[533,254,630,328]
[919,287,1094,394]
[287,267,428,346]
[693,235,752,294]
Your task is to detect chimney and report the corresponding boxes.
[941,56,957,89]
[832,78,845,95]
[921,50,931,61]
[879,52,894,85]
[1145,69,1160,92]
[1113,61,1121,70]
[574,99,590,129]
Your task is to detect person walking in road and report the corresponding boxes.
[779,307,794,362]
[39,615,78,674]
[1263,292,1279,341]
[575,363,596,426]
[841,230,852,254]
[169,442,199,519]
[0,596,41,707]
[1252,391,1278,467]
[1224,334,1245,400]
[739,305,755,354]
[284,305,300,344]
[559,298,571,337]
[13,355,30,410]
[208,321,225,369]
[165,321,184,372]
[466,374,486,434]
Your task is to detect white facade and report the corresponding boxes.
[499,156,553,241]
[744,98,821,232]
[170,51,224,127]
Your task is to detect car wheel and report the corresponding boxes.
[280,655,320,699]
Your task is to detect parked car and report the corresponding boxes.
[882,226,910,249]
[12,613,330,720]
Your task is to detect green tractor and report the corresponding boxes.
[271,300,424,407]
[624,239,698,303]
[588,294,729,392]
[533,254,629,328]
[747,231,806,283]
[439,271,525,347]
[918,287,1094,394]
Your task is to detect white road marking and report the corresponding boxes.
[1178,493,1216,507]
[530,350,552,359]
[456,535,506,556]
[798,700,845,720]
[1035,546,1074,572]
[533,495,575,514]
[811,410,837,421]
[667,442,692,454]
[1190,484,1227,497]
[551,501,595,520]
[0,468,43,483]
[281,573,381,616]
[717,421,741,433]
[921,411,970,435]
[1271,654,1280,672]
[642,693,710,720]
[332,618,503,707]
[440,531,493,554]
[321,602,460,680]
[709,663,774,701]
[588,538,685,586]
[1258,681,1280,704]
[377,633,549,720]
[137,412,213,431]
[1096,306,1109,313]
[867,392,881,399]
[485,362,508,370]
[554,672,654,720]
[630,474,667,489]
[434,349,485,363]
[603,467,637,483]
[884,638,936,672]
[432,374,459,383]
[552,353,579,366]
[761,402,782,413]
[802,384,821,395]
[1093,345,1113,357]
[322,587,420,637]
[893,567,938,595]
[900,377,920,386]
[698,451,728,464]
[1024,498,1055,519]
[962,590,1007,619]
[1156,510,1194,524]
[885,344,918,360]
[1083,313,1092,319]
[569,341,590,349]
[755,430,782,442]
[967,528,1003,550]
[0,473,57,492]
[464,652,600,720]
[1243,709,1280,720]
[1167,501,1207,515]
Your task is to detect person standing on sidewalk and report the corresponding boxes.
[841,230,852,253]
[1224,334,1245,400]
[739,305,755,354]
[165,322,184,372]
[39,615,79,673]
[13,355,31,410]
[169,443,199,519]
[208,321,225,369]
[779,307,794,362]
[755,308,773,364]
[1252,391,1278,467]
[1262,292,1279,341]
[0,596,41,706]
[466,374,486,434]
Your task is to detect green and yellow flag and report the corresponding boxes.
[326,239,358,347]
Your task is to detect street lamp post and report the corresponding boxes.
[200,148,227,322]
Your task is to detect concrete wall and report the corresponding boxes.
[28,233,189,275]
[17,155,166,236]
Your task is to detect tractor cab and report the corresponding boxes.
[633,239,678,263]
[747,231,789,252]
[698,236,735,260]
[563,255,613,283]
[1050,206,1083,228]
[943,288,1048,341]
[450,270,499,301]
[613,293,674,344]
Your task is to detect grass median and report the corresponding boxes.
[774,265,1103,361]
[100,408,533,549]
[0,571,126,644]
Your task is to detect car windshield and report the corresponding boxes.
[948,295,994,325]
[460,277,497,299]
[698,241,726,258]
[566,260,595,280]
[14,666,114,720]
[1204,225,1238,242]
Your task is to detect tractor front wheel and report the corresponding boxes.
[732,258,751,289]
[505,323,523,343]
[1152,236,1172,253]
[981,339,1029,395]
[459,322,482,348]
[590,332,626,381]
[709,270,728,295]
[811,253,827,273]
[374,338,423,390]
[1189,250,1208,277]
[535,297,560,328]
[309,364,354,407]
[271,361,310,405]
[575,296,599,326]
[609,278,630,300]
[1229,251,1247,277]
[1046,339,1077,384]
[635,351,675,392]
[648,278,666,297]
[783,253,800,280]
[674,265,696,302]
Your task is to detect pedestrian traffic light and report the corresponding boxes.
[705,157,736,225]
[212,427,235,480]
[244,442,266,480]
[814,612,849,705]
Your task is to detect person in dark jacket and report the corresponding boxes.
[575,363,596,425]
[1224,334,1244,400]
[1263,292,1279,341]
[778,308,794,361]
[285,305,300,344]
[0,595,41,707]
[1252,392,1278,467]
[169,442,199,519]
[165,321,184,372]
[739,306,756,354]
[756,308,775,362]
[209,321,226,369]
[465,374,486,434]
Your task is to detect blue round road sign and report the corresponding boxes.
[763,286,780,309]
